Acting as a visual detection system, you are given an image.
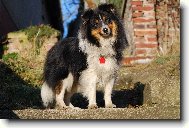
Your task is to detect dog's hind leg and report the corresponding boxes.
[64,91,74,107]
[55,81,67,109]
[55,73,74,109]
[41,82,55,108]
[104,78,116,108]
[64,84,80,109]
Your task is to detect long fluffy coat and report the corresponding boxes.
[41,3,128,109]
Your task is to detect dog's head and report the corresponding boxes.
[81,4,119,46]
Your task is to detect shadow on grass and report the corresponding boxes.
[71,82,145,109]
[0,61,42,118]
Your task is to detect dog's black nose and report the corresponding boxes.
[103,28,109,34]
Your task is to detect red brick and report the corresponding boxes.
[134,37,146,42]
[133,18,155,23]
[135,30,157,36]
[122,56,154,65]
[143,11,155,17]
[132,6,153,11]
[147,24,156,28]
[134,24,145,29]
[122,57,133,65]
[135,43,158,48]
[131,1,143,6]
[148,37,157,42]
[156,6,160,9]
[148,0,155,3]
[135,49,146,54]
[132,12,143,17]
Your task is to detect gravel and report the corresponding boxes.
[12,105,180,119]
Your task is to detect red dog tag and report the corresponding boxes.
[99,56,105,64]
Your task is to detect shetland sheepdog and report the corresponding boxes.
[41,3,128,109]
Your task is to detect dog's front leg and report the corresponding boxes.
[79,70,98,109]
[87,77,98,109]
[80,70,98,109]
[104,78,116,108]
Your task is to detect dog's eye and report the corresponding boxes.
[93,22,98,27]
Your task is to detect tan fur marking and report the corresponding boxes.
[108,21,117,36]
[55,81,63,94]
[91,21,117,40]
[91,28,101,40]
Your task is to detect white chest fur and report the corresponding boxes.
[78,35,119,87]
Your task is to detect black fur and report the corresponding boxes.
[114,19,128,62]
[44,38,87,89]
[43,4,128,89]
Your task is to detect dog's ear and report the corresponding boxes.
[98,4,116,14]
[81,9,94,22]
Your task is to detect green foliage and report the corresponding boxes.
[154,56,171,65]
[2,53,43,87]
[0,25,60,109]
[96,0,124,14]
[20,25,60,55]
[21,25,60,41]
[108,0,123,14]
[3,45,9,51]
[2,25,60,87]
[2,53,18,62]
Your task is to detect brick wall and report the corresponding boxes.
[123,0,158,65]
[123,0,180,65]
[156,0,180,55]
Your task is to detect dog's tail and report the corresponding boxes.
[41,82,55,108]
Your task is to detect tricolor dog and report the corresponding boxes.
[41,4,128,109]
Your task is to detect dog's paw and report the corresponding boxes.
[69,103,81,109]
[105,103,116,108]
[88,104,98,109]
[55,104,69,110]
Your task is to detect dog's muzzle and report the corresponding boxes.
[101,25,111,36]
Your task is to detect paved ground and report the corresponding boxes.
[12,105,180,119]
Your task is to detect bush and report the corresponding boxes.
[2,25,60,87]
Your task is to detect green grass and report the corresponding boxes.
[154,56,171,65]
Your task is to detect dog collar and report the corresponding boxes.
[99,56,105,64]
